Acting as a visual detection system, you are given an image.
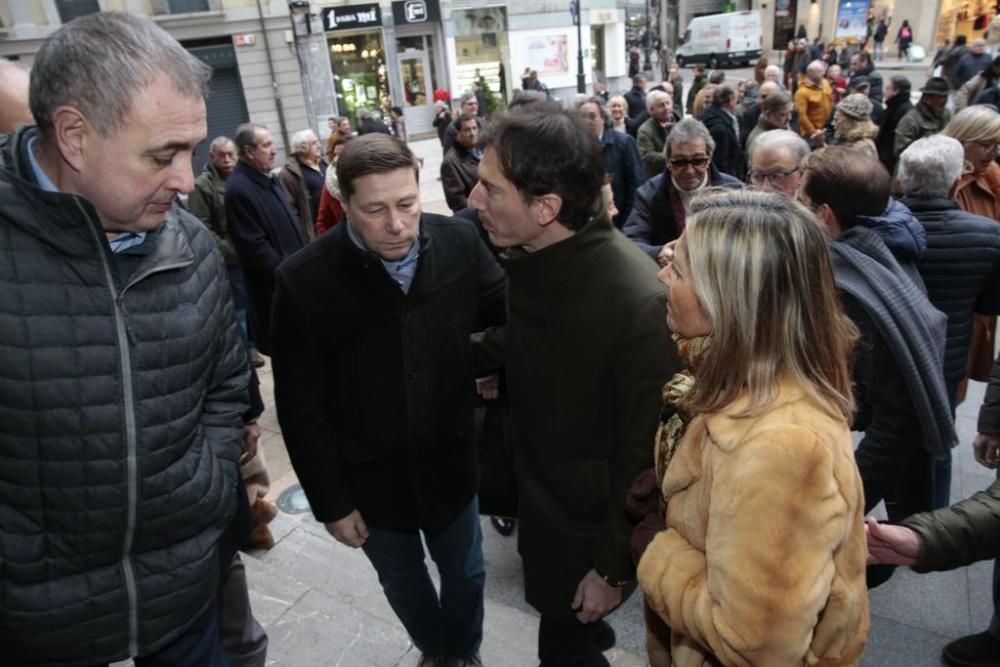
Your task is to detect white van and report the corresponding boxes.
[675,11,763,69]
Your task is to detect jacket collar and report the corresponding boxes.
[701,378,819,451]
[235,158,273,185]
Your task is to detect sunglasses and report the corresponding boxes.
[668,156,710,169]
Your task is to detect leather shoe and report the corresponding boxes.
[942,631,1000,667]
[490,516,515,536]
[252,498,278,525]
[244,523,274,550]
[252,351,266,368]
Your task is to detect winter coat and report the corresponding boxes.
[850,63,884,103]
[358,117,391,135]
[472,211,677,621]
[433,109,452,148]
[875,94,913,174]
[272,215,505,531]
[835,122,879,161]
[315,163,345,235]
[698,104,742,177]
[625,85,646,120]
[599,127,646,228]
[794,78,834,137]
[277,156,322,243]
[638,379,869,666]
[440,144,481,212]
[225,159,307,355]
[686,74,706,114]
[637,116,671,178]
[980,352,1000,433]
[894,102,950,158]
[187,161,238,265]
[902,196,1000,401]
[954,72,996,111]
[623,166,743,260]
[0,127,249,665]
[955,52,993,90]
[943,45,971,89]
[904,476,1000,572]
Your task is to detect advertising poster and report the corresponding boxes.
[522,34,570,75]
[834,0,871,41]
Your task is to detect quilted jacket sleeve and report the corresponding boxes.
[638,426,852,666]
[978,351,1000,434]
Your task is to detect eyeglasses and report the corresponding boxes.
[973,140,1000,153]
[749,167,801,184]
[668,156,710,169]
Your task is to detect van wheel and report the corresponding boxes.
[708,55,719,69]
[676,55,685,68]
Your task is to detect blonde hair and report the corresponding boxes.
[943,104,1000,146]
[679,189,858,420]
[692,84,717,117]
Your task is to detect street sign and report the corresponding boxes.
[321,3,382,32]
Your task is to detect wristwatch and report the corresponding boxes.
[595,568,632,588]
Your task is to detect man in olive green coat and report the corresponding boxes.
[470,109,678,666]
[867,349,1000,667]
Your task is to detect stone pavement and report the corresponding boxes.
[238,138,997,666]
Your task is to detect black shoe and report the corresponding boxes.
[593,619,616,652]
[942,631,1000,667]
[490,516,515,536]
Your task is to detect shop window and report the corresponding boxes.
[55,0,100,23]
[329,33,391,129]
[150,0,212,15]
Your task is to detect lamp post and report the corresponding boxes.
[642,0,651,72]
[570,0,585,93]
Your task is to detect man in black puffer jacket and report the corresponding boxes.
[899,136,1000,523]
[0,14,249,666]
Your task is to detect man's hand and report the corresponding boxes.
[571,569,623,624]
[241,422,261,462]
[973,432,1000,469]
[865,517,919,567]
[809,130,827,148]
[476,374,499,400]
[656,240,678,268]
[326,510,369,548]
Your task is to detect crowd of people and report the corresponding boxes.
[7,10,1000,667]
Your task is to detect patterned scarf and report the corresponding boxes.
[654,334,711,504]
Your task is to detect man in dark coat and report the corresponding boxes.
[698,85,742,177]
[272,135,505,666]
[799,147,956,589]
[625,117,742,264]
[875,75,913,174]
[226,122,306,356]
[848,51,884,103]
[278,128,326,243]
[899,134,1000,509]
[576,96,646,228]
[469,109,678,667]
[956,38,992,90]
[0,13,250,665]
[357,108,391,135]
[624,74,647,119]
[440,113,482,212]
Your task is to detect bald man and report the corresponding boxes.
[794,60,833,146]
[0,59,32,132]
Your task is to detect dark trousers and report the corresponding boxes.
[361,495,485,658]
[89,603,229,667]
[227,265,255,353]
[219,554,267,667]
[991,468,1000,639]
[538,617,610,667]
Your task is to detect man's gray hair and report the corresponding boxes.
[573,95,610,126]
[460,92,476,106]
[898,135,965,198]
[645,89,671,111]
[666,117,715,157]
[30,12,210,137]
[290,128,317,156]
[234,123,267,156]
[209,136,234,153]
[752,129,810,164]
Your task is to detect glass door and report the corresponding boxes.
[397,37,435,136]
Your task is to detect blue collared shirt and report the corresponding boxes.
[27,136,146,253]
[345,219,421,294]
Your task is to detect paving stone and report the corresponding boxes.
[862,615,951,667]
[869,566,972,639]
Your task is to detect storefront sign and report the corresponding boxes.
[590,9,617,25]
[392,0,440,25]
[834,0,870,41]
[322,3,382,32]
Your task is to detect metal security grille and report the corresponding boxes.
[186,43,250,172]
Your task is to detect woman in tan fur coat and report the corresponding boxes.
[637,190,870,666]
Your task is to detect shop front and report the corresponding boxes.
[449,6,511,112]
[935,0,996,48]
[390,0,446,136]
[322,3,391,131]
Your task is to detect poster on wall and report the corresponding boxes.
[522,34,570,75]
[834,0,871,41]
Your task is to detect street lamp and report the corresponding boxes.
[642,0,651,72]
[570,0,585,93]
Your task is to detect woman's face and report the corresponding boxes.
[609,99,625,121]
[833,111,850,137]
[658,238,711,339]
[965,137,1000,174]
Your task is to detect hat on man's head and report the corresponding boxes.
[837,93,873,121]
[920,77,951,96]
[850,75,871,89]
